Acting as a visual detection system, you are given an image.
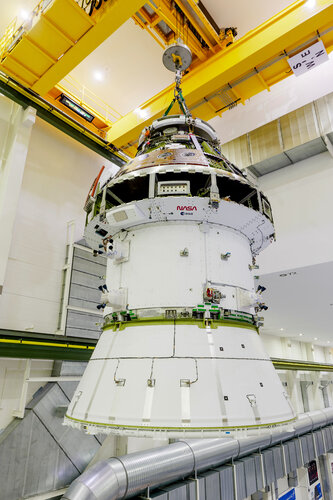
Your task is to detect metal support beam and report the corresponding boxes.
[107,0,333,149]
[2,329,333,374]
[0,329,96,361]
[272,357,333,372]
[12,359,31,418]
[0,73,126,166]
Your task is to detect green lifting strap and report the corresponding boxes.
[163,88,190,117]
[163,97,177,116]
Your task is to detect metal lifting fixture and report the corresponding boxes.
[162,41,192,117]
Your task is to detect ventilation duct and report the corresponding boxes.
[63,408,333,500]
[222,92,333,176]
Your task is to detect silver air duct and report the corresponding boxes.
[63,408,333,500]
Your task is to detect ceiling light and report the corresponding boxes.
[328,341,331,344]
[93,70,104,82]
[19,9,30,21]
[314,337,318,340]
[306,0,316,8]
[280,328,284,331]
[299,333,303,336]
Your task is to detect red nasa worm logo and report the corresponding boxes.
[177,206,197,215]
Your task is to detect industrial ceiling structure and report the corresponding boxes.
[0,1,332,345]
[0,1,332,152]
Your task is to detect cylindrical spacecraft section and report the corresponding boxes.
[65,114,296,437]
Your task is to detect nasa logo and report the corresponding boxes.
[177,206,197,211]
[177,205,197,216]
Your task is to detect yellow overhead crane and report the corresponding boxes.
[0,0,332,158]
[0,0,144,140]
[132,0,236,63]
[0,0,237,144]
[0,0,145,96]
[108,0,333,154]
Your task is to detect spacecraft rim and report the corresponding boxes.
[85,198,274,258]
[64,413,297,433]
[111,162,248,185]
[102,317,259,333]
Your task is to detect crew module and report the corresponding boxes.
[65,44,296,437]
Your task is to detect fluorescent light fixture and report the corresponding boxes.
[59,94,94,122]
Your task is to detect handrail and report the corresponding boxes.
[60,75,123,124]
[0,0,46,60]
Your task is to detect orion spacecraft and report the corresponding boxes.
[65,43,296,437]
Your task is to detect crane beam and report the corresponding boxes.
[0,0,145,96]
[107,0,333,151]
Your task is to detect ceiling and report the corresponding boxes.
[0,1,331,134]
[260,262,333,346]
[197,0,295,39]
[63,0,297,115]
[0,0,332,348]
[0,0,36,36]
[0,0,301,118]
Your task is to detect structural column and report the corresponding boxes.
[0,103,36,295]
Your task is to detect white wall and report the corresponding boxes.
[256,151,333,275]
[259,332,333,414]
[0,96,118,334]
[261,333,332,364]
[0,358,53,431]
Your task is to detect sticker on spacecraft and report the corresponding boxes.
[287,40,328,76]
[314,483,322,499]
[308,460,319,485]
[157,152,173,159]
[182,151,195,157]
[278,488,295,500]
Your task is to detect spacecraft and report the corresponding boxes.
[65,44,296,437]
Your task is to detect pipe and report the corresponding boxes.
[63,408,333,500]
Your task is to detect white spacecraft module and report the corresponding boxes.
[65,112,296,438]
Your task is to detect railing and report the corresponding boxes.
[0,0,47,60]
[0,0,123,126]
[0,17,17,60]
[60,75,122,124]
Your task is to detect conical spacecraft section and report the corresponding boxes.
[65,48,296,437]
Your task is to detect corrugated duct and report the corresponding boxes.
[63,408,333,500]
[222,92,333,176]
